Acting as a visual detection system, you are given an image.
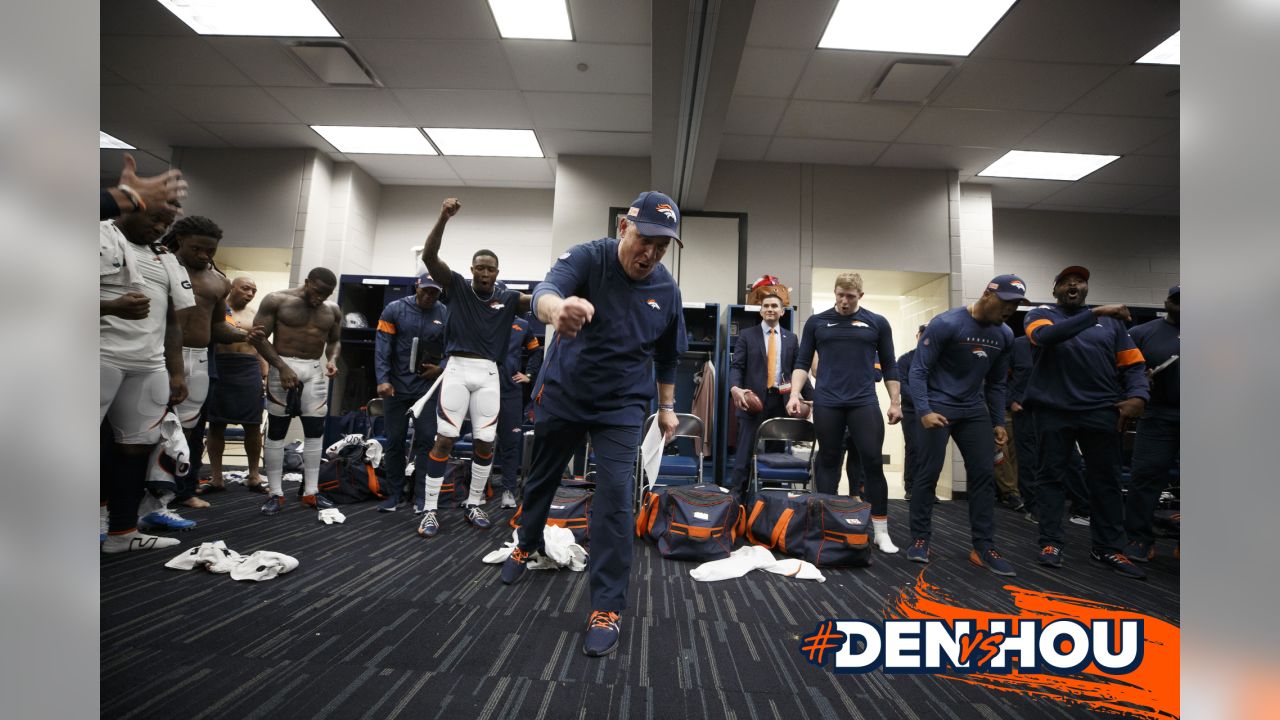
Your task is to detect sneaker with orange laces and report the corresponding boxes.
[583,610,621,657]
[1037,544,1063,568]
[969,548,1017,577]
[906,538,930,563]
[501,546,534,585]
[1091,550,1147,580]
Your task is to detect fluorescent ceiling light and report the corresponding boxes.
[978,150,1120,181]
[488,0,573,40]
[100,131,135,150]
[155,0,339,37]
[1136,31,1180,65]
[819,0,1016,56]
[310,126,437,155]
[424,128,544,158]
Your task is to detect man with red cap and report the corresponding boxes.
[1023,266,1149,579]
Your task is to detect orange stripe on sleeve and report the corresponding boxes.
[1115,348,1145,367]
[1025,318,1053,345]
[526,338,540,350]
[874,362,881,370]
[376,319,396,334]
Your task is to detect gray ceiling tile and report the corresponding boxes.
[1016,114,1178,155]
[764,137,886,166]
[504,41,649,93]
[265,87,413,125]
[139,86,298,124]
[933,59,1116,112]
[202,123,338,150]
[102,36,252,86]
[983,177,1073,205]
[350,39,516,90]
[972,0,1181,65]
[746,0,839,49]
[1082,154,1178,185]
[793,51,897,102]
[1067,65,1179,118]
[101,0,197,36]
[449,157,555,182]
[1133,131,1178,157]
[538,130,651,157]
[524,93,650,132]
[314,0,499,40]
[393,89,532,128]
[1038,182,1169,209]
[348,154,461,182]
[723,96,788,136]
[733,47,811,98]
[898,107,1053,148]
[776,100,919,142]
[875,144,1006,174]
[717,135,772,162]
[568,0,651,45]
[205,38,324,88]
[102,85,189,123]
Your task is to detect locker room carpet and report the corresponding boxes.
[101,488,1179,720]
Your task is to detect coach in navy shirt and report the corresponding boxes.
[500,191,687,659]
[907,275,1024,577]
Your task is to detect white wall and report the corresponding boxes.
[321,163,381,276]
[552,155,650,256]
[373,185,555,280]
[993,208,1179,306]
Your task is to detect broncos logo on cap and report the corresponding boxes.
[647,298,661,310]
[1011,280,1026,292]
[655,203,676,222]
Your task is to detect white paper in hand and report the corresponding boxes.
[641,416,665,486]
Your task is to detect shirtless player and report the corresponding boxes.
[250,268,343,517]
[205,277,269,493]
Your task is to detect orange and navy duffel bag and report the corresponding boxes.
[635,483,745,561]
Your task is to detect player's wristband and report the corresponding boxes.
[117,184,146,213]
[658,403,675,412]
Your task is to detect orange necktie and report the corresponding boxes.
[766,328,778,389]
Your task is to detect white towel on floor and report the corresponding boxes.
[481,526,587,571]
[689,545,826,583]
[230,551,300,581]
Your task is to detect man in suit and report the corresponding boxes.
[728,293,798,497]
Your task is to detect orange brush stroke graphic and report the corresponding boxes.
[886,572,1179,719]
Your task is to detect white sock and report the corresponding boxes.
[468,459,493,506]
[302,437,323,496]
[263,437,285,496]
[423,475,443,512]
[872,517,899,554]
[138,490,174,518]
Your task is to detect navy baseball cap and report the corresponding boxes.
[1054,265,1090,285]
[415,271,441,290]
[987,274,1028,302]
[625,191,682,246]
[1168,284,1180,298]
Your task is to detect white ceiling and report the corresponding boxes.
[101,0,1179,214]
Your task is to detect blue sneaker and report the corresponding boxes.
[417,510,440,538]
[501,546,533,585]
[970,548,1017,577]
[582,611,621,657]
[465,504,491,529]
[906,538,930,563]
[139,509,197,532]
[376,496,399,513]
[1091,550,1147,580]
[260,495,285,516]
[1123,540,1155,563]
[301,494,336,510]
[1037,544,1063,568]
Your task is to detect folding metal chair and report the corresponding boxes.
[749,417,817,494]
[634,412,705,508]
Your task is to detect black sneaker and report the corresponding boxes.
[1123,540,1155,563]
[1037,544,1063,568]
[1069,513,1091,527]
[906,538,930,563]
[1002,493,1026,512]
[1091,550,1147,580]
[582,611,621,657]
[969,548,1017,577]
[501,546,533,585]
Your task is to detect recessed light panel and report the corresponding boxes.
[1136,31,1180,65]
[488,0,573,40]
[978,150,1120,181]
[310,126,437,155]
[155,0,339,37]
[423,128,544,158]
[100,131,135,150]
[819,0,1016,56]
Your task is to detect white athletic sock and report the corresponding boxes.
[263,437,285,496]
[872,517,899,554]
[302,437,323,496]
[423,475,444,512]
[137,490,174,518]
[468,459,493,506]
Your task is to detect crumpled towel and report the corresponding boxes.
[481,526,587,572]
[230,551,300,582]
[325,433,366,459]
[640,415,665,487]
[165,543,299,580]
[363,439,384,468]
[689,545,826,583]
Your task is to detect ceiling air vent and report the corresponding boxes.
[871,62,952,103]
[289,42,380,86]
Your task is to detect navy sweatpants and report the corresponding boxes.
[495,391,525,493]
[1032,407,1126,553]
[909,409,998,550]
[1123,412,1179,544]
[382,392,438,503]
[517,415,640,613]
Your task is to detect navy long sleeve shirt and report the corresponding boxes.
[501,316,541,397]
[375,296,448,396]
[531,238,687,426]
[795,306,897,408]
[1007,335,1033,408]
[909,306,1012,427]
[897,349,916,411]
[1128,317,1179,418]
[1023,304,1149,412]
